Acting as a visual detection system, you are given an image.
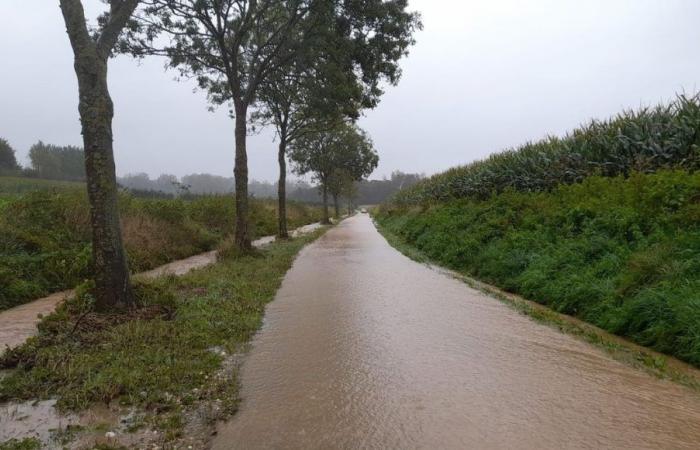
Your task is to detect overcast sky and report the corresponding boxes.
[1,1,699,181]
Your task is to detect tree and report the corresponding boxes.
[254,64,350,237]
[327,168,356,217]
[290,123,378,223]
[28,141,86,180]
[253,0,420,237]
[125,0,420,248]
[0,138,20,172]
[59,0,140,310]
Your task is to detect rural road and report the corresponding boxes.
[213,213,700,449]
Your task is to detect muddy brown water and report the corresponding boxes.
[0,223,324,447]
[0,224,322,351]
[213,214,700,450]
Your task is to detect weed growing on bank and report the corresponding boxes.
[0,438,41,450]
[377,171,700,366]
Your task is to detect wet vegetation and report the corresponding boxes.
[0,231,325,439]
[380,172,700,366]
[392,95,700,206]
[0,438,41,450]
[0,179,322,311]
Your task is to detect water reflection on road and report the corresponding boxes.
[213,214,700,450]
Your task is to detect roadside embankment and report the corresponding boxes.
[376,171,700,367]
[0,227,328,448]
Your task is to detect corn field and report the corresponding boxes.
[391,94,700,206]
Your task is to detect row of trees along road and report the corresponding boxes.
[58,0,420,310]
[291,123,378,223]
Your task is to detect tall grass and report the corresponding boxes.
[391,95,700,206]
[0,186,322,311]
[377,171,700,366]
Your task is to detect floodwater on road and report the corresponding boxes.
[0,223,325,445]
[0,224,322,350]
[213,214,700,450]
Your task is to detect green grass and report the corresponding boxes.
[0,176,83,195]
[0,178,322,311]
[0,229,326,420]
[0,439,41,450]
[376,170,700,367]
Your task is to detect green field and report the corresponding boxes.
[0,176,84,195]
[0,176,322,311]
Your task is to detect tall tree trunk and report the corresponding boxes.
[321,183,330,224]
[234,101,251,250]
[60,0,134,311]
[333,194,340,218]
[277,137,288,238]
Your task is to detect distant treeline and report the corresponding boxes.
[117,171,423,205]
[0,140,85,181]
[0,138,422,204]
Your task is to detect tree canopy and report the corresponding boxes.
[0,138,20,171]
[121,0,419,248]
[290,122,378,220]
[27,141,86,181]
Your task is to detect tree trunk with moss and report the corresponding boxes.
[60,0,136,310]
[321,182,330,224]
[277,137,289,238]
[333,193,340,218]
[233,101,252,250]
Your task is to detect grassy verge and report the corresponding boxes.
[0,177,322,311]
[376,171,700,367]
[374,218,700,392]
[0,229,326,445]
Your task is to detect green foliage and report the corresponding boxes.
[377,171,700,366]
[0,438,41,450]
[290,123,379,190]
[391,95,700,206]
[28,141,85,181]
[0,176,83,194]
[0,138,20,172]
[0,179,322,311]
[0,232,323,412]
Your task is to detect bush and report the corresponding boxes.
[377,171,700,366]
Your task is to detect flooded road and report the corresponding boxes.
[0,224,322,351]
[213,214,700,450]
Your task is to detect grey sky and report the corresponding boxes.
[1,1,699,181]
